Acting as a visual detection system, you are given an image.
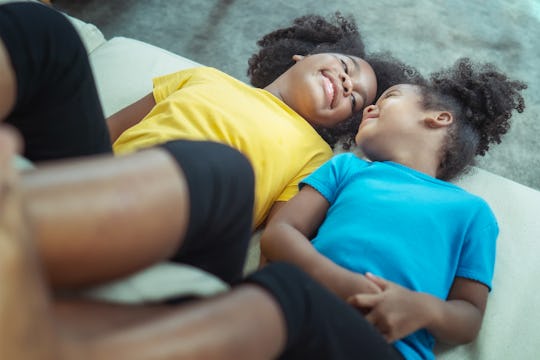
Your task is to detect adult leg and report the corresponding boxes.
[0,129,61,359]
[55,288,286,360]
[0,25,15,121]
[0,2,111,161]
[161,140,254,284]
[22,146,190,289]
[55,263,402,360]
[247,262,404,360]
[23,140,254,288]
[1,135,279,359]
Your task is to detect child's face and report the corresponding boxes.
[278,53,377,128]
[355,84,427,160]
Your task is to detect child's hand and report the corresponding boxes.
[347,273,430,343]
[357,274,383,294]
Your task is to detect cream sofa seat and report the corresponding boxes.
[29,9,540,359]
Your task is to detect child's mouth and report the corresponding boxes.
[322,73,336,108]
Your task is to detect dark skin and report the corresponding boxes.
[0,38,16,120]
[107,93,156,144]
[22,148,190,288]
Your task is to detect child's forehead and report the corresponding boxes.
[382,84,421,95]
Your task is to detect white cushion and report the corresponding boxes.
[89,37,200,117]
[83,263,228,304]
[65,13,106,54]
[435,168,540,359]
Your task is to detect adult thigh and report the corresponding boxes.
[0,2,111,162]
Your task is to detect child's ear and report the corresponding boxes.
[425,111,453,128]
[292,54,305,62]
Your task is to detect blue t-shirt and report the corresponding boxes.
[301,153,498,360]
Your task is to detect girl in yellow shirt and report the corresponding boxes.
[108,14,422,229]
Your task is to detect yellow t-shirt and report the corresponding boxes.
[114,67,333,227]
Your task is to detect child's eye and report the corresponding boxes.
[340,59,349,74]
[351,94,357,113]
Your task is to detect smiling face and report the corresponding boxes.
[266,53,377,128]
[355,84,429,161]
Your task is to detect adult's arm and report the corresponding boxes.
[260,185,380,298]
[106,92,156,143]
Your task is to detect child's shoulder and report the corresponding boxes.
[170,66,234,80]
[184,66,227,78]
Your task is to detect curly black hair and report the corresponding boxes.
[247,13,423,149]
[420,58,527,181]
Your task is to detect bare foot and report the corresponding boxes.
[0,128,60,359]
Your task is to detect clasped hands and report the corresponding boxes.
[348,273,431,343]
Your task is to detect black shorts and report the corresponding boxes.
[247,262,405,360]
[0,2,111,162]
[160,140,255,284]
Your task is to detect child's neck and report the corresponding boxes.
[263,82,284,103]
[366,147,440,179]
[398,158,439,178]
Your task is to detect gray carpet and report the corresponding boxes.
[54,0,540,190]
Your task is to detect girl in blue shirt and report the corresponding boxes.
[260,57,526,359]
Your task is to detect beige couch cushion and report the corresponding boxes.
[436,168,540,359]
[90,37,200,118]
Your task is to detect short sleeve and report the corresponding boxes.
[300,153,356,204]
[456,202,498,290]
[152,67,198,103]
[275,148,333,202]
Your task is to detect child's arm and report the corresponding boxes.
[260,186,381,298]
[348,274,488,344]
[106,93,156,143]
[430,276,488,344]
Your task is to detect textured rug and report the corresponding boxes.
[55,0,540,190]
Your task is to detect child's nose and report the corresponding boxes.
[341,74,353,96]
[363,105,377,116]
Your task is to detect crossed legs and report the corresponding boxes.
[0,127,286,360]
[22,147,190,288]
[0,129,60,359]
